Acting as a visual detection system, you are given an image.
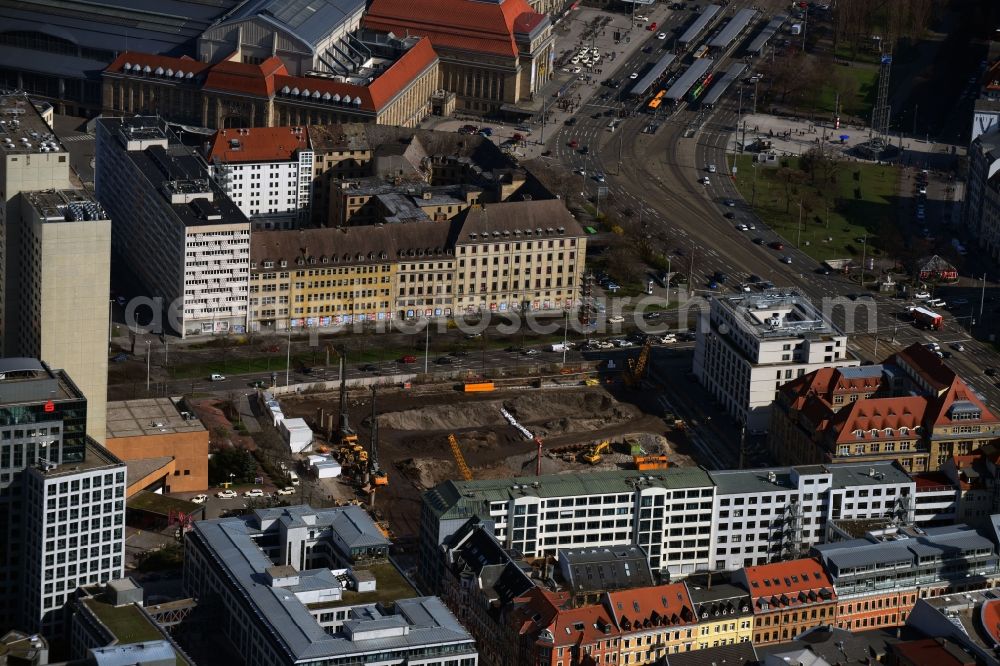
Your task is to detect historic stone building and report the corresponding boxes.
[363,0,555,114]
[101,32,438,129]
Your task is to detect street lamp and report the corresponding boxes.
[145,340,151,392]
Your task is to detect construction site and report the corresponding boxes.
[276,343,697,540]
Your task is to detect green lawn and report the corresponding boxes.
[814,64,879,119]
[729,155,900,263]
[85,598,164,643]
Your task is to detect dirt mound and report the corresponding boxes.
[378,389,640,434]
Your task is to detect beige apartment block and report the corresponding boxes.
[18,190,111,443]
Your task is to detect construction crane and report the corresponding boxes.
[581,440,610,465]
[624,339,653,387]
[368,387,388,488]
[448,434,474,481]
[334,346,366,467]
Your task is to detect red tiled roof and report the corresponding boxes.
[273,75,375,111]
[206,127,310,164]
[203,56,288,98]
[828,396,927,444]
[367,37,438,109]
[926,376,999,428]
[605,583,696,632]
[511,588,618,648]
[106,51,211,77]
[911,471,956,491]
[735,558,836,612]
[983,599,1000,646]
[889,343,956,394]
[513,11,546,34]
[363,0,543,56]
[779,366,883,410]
[892,639,976,666]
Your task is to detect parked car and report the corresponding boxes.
[608,315,625,324]
[216,489,238,499]
[436,356,453,365]
[952,342,965,352]
[276,487,296,496]
[913,291,931,300]
[243,488,264,498]
[400,355,417,363]
[522,349,541,356]
[209,373,226,381]
[191,494,208,504]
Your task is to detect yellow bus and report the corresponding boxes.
[647,89,666,111]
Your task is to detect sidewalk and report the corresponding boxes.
[419,4,672,159]
[730,112,965,171]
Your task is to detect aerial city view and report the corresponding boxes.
[3,0,1000,663]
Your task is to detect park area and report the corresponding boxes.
[730,153,901,264]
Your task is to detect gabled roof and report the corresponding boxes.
[512,589,618,648]
[735,558,836,612]
[106,51,211,78]
[889,343,957,394]
[363,0,544,57]
[206,127,310,164]
[605,584,696,632]
[926,377,999,429]
[202,56,288,97]
[828,396,927,444]
[368,37,438,108]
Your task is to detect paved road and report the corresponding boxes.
[532,0,1000,433]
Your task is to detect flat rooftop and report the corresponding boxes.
[107,397,206,439]
[37,441,124,478]
[0,358,85,406]
[23,189,108,222]
[99,117,248,228]
[0,94,65,156]
[307,560,416,609]
[717,289,843,339]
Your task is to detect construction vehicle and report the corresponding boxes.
[335,346,358,449]
[368,387,388,488]
[582,440,610,465]
[448,434,474,481]
[624,339,653,387]
[633,454,670,471]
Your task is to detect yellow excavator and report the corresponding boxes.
[582,440,610,465]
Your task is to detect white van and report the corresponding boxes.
[288,471,300,486]
[209,373,226,381]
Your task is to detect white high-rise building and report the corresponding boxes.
[205,126,314,230]
[95,116,250,337]
[694,290,857,432]
[0,358,125,636]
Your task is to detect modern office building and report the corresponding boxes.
[0,358,126,636]
[422,462,922,595]
[812,523,999,633]
[95,116,251,337]
[709,461,915,572]
[184,505,478,666]
[0,96,110,443]
[420,468,719,589]
[693,290,856,432]
[205,127,314,230]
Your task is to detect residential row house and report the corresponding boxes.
[769,343,1000,473]
[249,198,587,328]
[437,518,1000,666]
